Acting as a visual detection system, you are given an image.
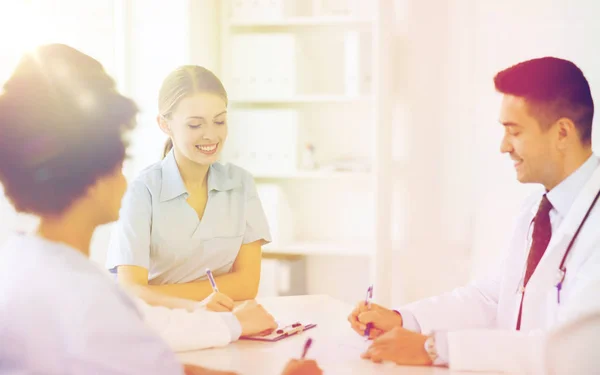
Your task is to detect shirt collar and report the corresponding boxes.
[207,162,241,193]
[545,154,600,217]
[160,150,240,202]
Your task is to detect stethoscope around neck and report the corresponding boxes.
[522,188,600,304]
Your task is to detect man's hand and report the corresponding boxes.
[361,326,431,366]
[233,300,278,337]
[198,292,235,312]
[347,301,403,339]
[183,364,237,375]
[281,359,323,375]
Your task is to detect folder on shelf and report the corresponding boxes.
[240,321,317,342]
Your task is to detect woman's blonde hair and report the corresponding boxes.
[159,66,228,158]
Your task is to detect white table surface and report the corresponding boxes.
[177,295,501,375]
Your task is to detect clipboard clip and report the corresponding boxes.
[276,322,305,336]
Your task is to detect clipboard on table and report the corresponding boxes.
[240,322,317,342]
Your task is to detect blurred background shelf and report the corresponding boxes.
[263,241,372,256]
[219,0,391,302]
[229,95,373,105]
[5,0,589,307]
[229,16,374,28]
[253,170,371,180]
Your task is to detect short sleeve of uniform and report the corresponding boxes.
[106,179,152,271]
[241,173,272,245]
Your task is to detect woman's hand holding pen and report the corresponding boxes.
[199,292,235,312]
[199,268,235,312]
[183,364,237,375]
[233,300,278,337]
[348,302,403,339]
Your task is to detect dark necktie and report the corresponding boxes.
[523,194,553,287]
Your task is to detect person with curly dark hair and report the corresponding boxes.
[0,43,226,375]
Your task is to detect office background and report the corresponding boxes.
[1,0,599,306]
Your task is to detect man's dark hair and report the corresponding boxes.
[494,57,594,143]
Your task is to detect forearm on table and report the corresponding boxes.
[148,270,260,301]
[122,283,200,311]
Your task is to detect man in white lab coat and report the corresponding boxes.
[348,57,600,373]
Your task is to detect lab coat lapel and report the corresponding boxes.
[530,165,600,285]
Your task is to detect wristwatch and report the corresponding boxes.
[424,333,438,364]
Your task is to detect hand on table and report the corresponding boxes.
[361,326,431,366]
[348,301,403,339]
[281,359,323,375]
[183,364,237,375]
[233,300,278,337]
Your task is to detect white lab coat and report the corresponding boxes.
[403,164,600,373]
[134,299,235,352]
[90,264,237,353]
[544,309,600,375]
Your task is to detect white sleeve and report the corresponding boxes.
[136,300,236,352]
[397,192,541,333]
[106,180,152,271]
[400,262,503,332]
[71,286,184,375]
[545,312,600,375]
[447,249,600,373]
[446,329,546,373]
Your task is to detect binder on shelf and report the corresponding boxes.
[221,109,299,175]
[230,34,296,98]
[344,31,360,96]
[231,0,287,22]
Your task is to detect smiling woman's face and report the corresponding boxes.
[163,92,228,166]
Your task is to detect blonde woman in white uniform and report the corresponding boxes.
[107,66,271,303]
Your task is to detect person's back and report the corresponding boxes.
[0,234,182,374]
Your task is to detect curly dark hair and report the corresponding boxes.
[494,57,594,143]
[0,44,138,216]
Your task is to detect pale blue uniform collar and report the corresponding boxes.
[160,150,240,202]
[546,154,600,217]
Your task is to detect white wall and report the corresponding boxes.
[3,0,599,306]
[382,0,600,306]
[0,0,220,265]
[467,0,600,277]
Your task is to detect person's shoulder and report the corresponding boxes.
[0,236,182,374]
[212,162,255,192]
[0,235,128,317]
[129,160,164,195]
[213,161,253,180]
